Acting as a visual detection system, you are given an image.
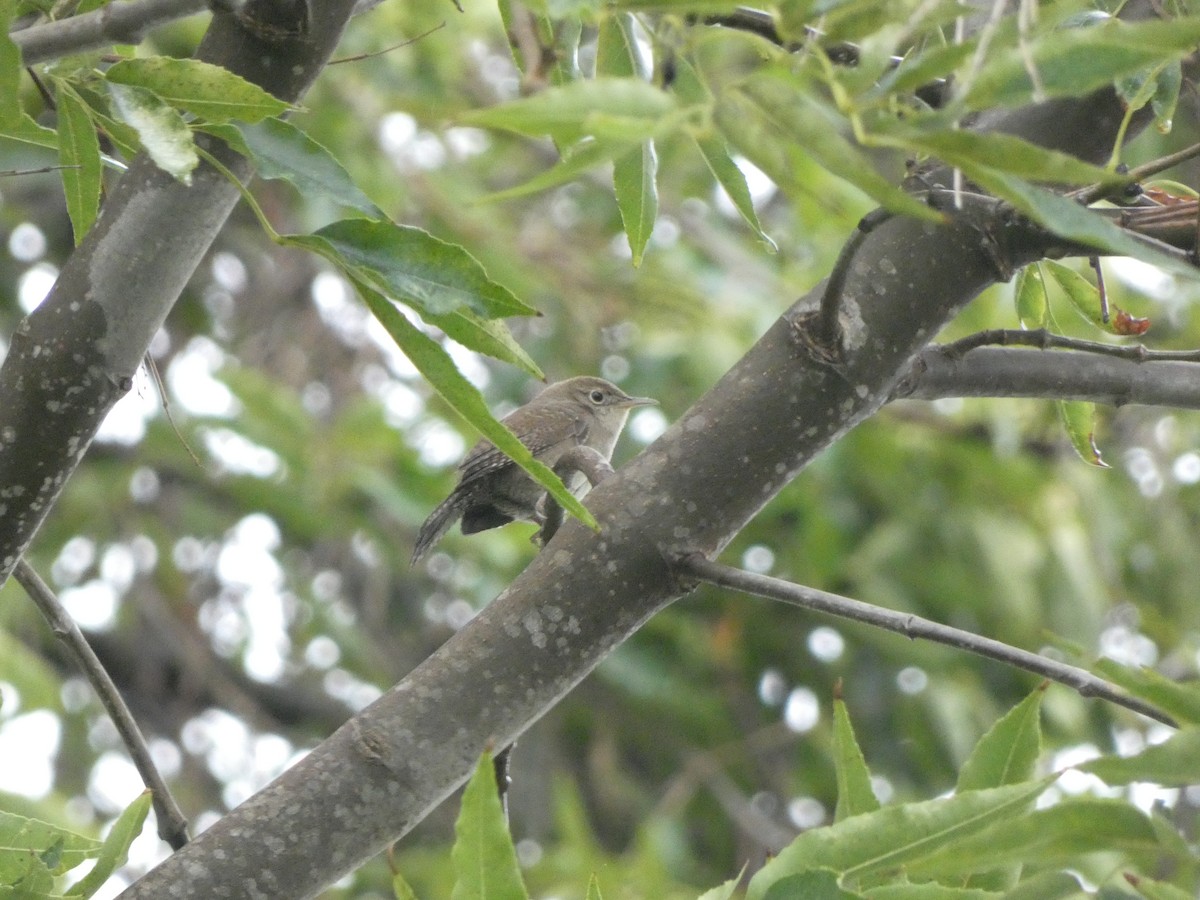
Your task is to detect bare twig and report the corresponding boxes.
[677,555,1176,728]
[14,559,191,849]
[329,22,444,64]
[1071,141,1200,206]
[11,0,210,67]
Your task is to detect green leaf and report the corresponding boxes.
[745,780,1052,899]
[421,308,544,379]
[392,870,420,900]
[963,18,1200,110]
[968,170,1194,278]
[585,873,603,900]
[868,885,1003,899]
[1014,265,1048,330]
[719,72,939,222]
[227,118,384,216]
[1092,659,1200,725]
[612,142,658,267]
[1151,61,1182,134]
[869,42,975,101]
[0,0,19,128]
[1057,400,1107,468]
[671,57,773,249]
[107,82,198,184]
[832,696,879,822]
[105,57,289,123]
[0,811,101,884]
[64,790,151,897]
[956,687,1042,792]
[763,869,862,900]
[460,77,675,144]
[1079,728,1200,787]
[349,278,599,533]
[695,869,744,900]
[289,219,537,319]
[54,82,103,246]
[0,113,58,151]
[1127,875,1195,900]
[904,798,1160,877]
[1042,261,1106,330]
[478,138,635,203]
[890,128,1117,187]
[451,753,528,900]
[1002,871,1086,900]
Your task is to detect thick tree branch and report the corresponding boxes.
[11,0,210,67]
[676,555,1176,728]
[116,86,1142,898]
[898,343,1200,408]
[14,560,191,849]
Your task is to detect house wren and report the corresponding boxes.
[411,376,656,564]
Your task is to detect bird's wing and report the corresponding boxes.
[457,405,589,485]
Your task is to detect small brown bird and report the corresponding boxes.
[411,376,656,564]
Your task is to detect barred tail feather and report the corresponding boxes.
[411,494,466,566]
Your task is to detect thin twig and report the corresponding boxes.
[941,328,1200,362]
[144,355,204,471]
[14,559,191,849]
[1070,141,1200,206]
[677,555,1177,728]
[329,22,444,64]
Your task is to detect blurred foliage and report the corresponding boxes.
[3,0,1200,895]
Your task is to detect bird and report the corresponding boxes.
[411,376,656,565]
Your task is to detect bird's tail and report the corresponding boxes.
[411,494,466,566]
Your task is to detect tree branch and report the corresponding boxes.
[14,559,191,849]
[11,0,210,67]
[897,341,1200,408]
[676,555,1176,727]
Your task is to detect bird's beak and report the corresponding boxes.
[619,394,657,409]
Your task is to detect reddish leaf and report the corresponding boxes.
[1114,308,1151,335]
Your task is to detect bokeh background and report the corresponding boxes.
[3,2,1200,896]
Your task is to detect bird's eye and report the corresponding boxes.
[589,389,606,404]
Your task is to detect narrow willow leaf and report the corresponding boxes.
[231,118,384,216]
[1092,659,1200,725]
[762,869,862,900]
[0,113,58,151]
[1080,728,1200,786]
[904,798,1159,877]
[54,83,102,246]
[585,873,603,900]
[1126,877,1194,900]
[968,170,1195,278]
[869,41,975,100]
[450,754,528,900]
[292,220,537,319]
[723,72,939,222]
[422,309,544,380]
[745,780,1052,899]
[1151,60,1182,135]
[107,82,198,184]
[1057,400,1107,467]
[891,128,1117,187]
[0,1,19,128]
[612,141,658,266]
[1014,265,1047,330]
[869,885,1003,899]
[832,697,879,822]
[460,77,674,144]
[963,18,1200,110]
[671,57,773,248]
[478,138,634,203]
[392,870,420,900]
[105,57,289,123]
[349,279,598,532]
[64,790,151,897]
[956,688,1042,792]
